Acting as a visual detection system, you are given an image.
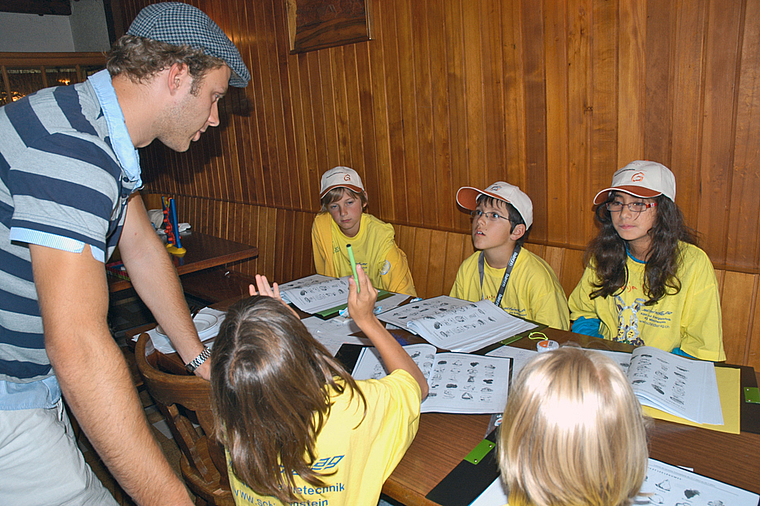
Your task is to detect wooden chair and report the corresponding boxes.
[135,334,233,506]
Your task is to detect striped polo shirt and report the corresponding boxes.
[0,73,138,385]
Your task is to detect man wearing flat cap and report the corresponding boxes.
[0,3,250,504]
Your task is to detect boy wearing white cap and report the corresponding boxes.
[450,182,569,330]
[311,167,417,296]
[569,161,725,361]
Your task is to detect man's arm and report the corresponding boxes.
[31,243,193,506]
[117,193,209,378]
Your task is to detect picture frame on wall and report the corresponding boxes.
[285,0,373,54]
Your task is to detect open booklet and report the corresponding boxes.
[376,296,537,353]
[351,343,512,414]
[486,344,728,429]
[278,274,403,316]
[614,345,722,425]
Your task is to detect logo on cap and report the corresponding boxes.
[343,175,351,181]
[631,172,645,182]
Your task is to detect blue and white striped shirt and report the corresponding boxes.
[0,70,140,406]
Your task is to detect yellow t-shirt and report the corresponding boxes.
[227,369,422,506]
[449,248,570,330]
[311,212,417,296]
[568,242,725,361]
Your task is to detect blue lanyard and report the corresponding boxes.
[478,244,521,307]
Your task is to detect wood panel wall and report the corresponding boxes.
[122,0,760,368]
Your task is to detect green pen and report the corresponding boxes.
[346,243,360,293]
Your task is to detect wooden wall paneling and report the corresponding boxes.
[559,247,585,297]
[720,271,755,365]
[481,0,507,202]
[543,0,570,245]
[696,0,743,265]
[341,45,364,178]
[616,0,646,165]
[411,227,433,297]
[668,0,706,233]
[425,229,450,297]
[412,0,438,228]
[590,0,618,207]
[427,0,454,229]
[643,0,674,167]
[519,0,548,243]
[331,46,352,166]
[462,0,487,200]
[354,43,379,207]
[391,0,418,225]
[319,50,339,172]
[266,0,297,209]
[286,49,309,208]
[566,0,594,244]
[253,0,280,207]
[727,3,760,271]
[500,0,527,208]
[444,0,469,233]
[441,231,471,298]
[367,4,394,221]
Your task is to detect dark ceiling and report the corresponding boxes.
[0,0,72,16]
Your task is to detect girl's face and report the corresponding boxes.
[609,192,657,258]
[327,189,365,237]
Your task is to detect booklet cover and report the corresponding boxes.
[351,343,513,414]
[376,296,537,353]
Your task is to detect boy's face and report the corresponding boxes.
[471,200,515,253]
[327,189,365,237]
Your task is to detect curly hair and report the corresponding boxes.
[210,296,366,504]
[585,194,698,305]
[105,35,225,94]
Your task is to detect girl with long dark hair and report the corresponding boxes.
[568,161,725,361]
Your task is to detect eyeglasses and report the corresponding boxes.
[470,209,511,222]
[606,201,657,214]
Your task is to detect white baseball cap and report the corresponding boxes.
[456,181,533,229]
[593,160,676,204]
[319,166,365,198]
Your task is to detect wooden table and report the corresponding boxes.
[108,232,258,292]
[383,326,760,505]
[134,301,760,504]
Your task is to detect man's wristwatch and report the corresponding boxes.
[185,346,211,373]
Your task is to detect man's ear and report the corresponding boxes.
[167,63,189,94]
[510,223,526,241]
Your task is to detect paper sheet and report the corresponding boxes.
[470,458,759,506]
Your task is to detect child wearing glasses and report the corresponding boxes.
[449,182,569,329]
[210,267,428,506]
[311,166,417,296]
[498,346,649,506]
[569,161,725,361]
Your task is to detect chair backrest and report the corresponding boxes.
[135,333,231,504]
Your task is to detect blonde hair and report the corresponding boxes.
[498,347,649,506]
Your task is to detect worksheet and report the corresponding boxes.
[352,343,513,414]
